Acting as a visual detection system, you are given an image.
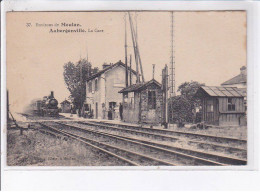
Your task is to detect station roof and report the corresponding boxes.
[119,79,161,93]
[197,86,245,97]
[86,60,137,81]
[60,99,71,104]
[221,73,247,85]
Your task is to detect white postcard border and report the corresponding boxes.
[1,0,259,190]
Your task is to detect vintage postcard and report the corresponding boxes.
[4,10,248,168]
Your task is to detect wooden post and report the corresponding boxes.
[125,13,128,87]
[20,127,23,135]
[7,90,10,121]
[165,65,168,126]
[129,54,132,86]
[152,64,155,80]
[161,65,168,129]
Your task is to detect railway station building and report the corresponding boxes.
[60,99,71,113]
[85,60,137,120]
[119,79,163,124]
[195,86,246,126]
[221,66,247,111]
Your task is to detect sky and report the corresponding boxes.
[6,11,246,112]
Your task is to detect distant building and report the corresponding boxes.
[221,66,247,88]
[119,79,163,124]
[85,60,137,120]
[221,66,247,106]
[60,99,71,113]
[196,86,246,126]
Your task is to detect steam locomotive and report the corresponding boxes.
[32,91,59,117]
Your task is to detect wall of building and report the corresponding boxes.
[61,103,71,113]
[140,83,163,124]
[105,66,137,120]
[218,97,245,126]
[86,65,137,120]
[202,97,245,126]
[202,97,219,125]
[122,83,163,124]
[122,92,140,123]
[85,76,102,119]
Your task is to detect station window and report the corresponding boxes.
[148,91,156,109]
[228,98,236,111]
[88,82,92,92]
[123,93,128,103]
[206,100,213,112]
[95,79,98,91]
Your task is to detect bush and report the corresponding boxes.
[168,96,193,126]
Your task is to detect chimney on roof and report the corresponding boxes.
[50,91,54,98]
[102,63,111,69]
[240,66,247,76]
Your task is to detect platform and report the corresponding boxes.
[59,113,167,130]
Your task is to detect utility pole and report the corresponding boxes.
[129,54,132,86]
[79,57,83,117]
[162,65,168,128]
[128,12,140,84]
[168,11,176,125]
[169,11,176,97]
[152,64,155,80]
[132,13,145,83]
[165,65,169,125]
[125,13,128,87]
[7,90,10,121]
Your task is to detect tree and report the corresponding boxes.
[177,81,205,108]
[63,59,97,115]
[168,95,193,126]
[168,81,205,125]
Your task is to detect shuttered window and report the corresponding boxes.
[88,82,92,92]
[228,98,236,111]
[95,79,98,91]
[148,91,156,109]
[206,99,213,112]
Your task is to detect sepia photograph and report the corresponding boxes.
[5,10,247,167]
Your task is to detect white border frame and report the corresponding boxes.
[1,0,259,190]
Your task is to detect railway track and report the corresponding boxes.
[52,121,246,165]
[83,120,247,146]
[37,122,180,166]
[76,120,247,155]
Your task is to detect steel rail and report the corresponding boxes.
[38,122,139,166]
[84,120,247,145]
[60,121,247,165]
[85,120,247,154]
[55,121,231,166]
[38,122,178,166]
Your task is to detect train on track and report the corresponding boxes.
[30,91,59,117]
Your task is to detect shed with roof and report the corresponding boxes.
[195,86,246,126]
[60,99,71,113]
[119,79,163,124]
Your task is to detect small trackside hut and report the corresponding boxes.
[118,79,163,124]
[196,86,246,126]
[60,99,71,113]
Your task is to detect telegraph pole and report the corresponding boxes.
[79,56,83,117]
[7,90,10,121]
[125,13,128,87]
[129,54,132,86]
[152,64,155,80]
[168,11,176,125]
[128,12,140,83]
[162,65,168,128]
[169,11,176,97]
